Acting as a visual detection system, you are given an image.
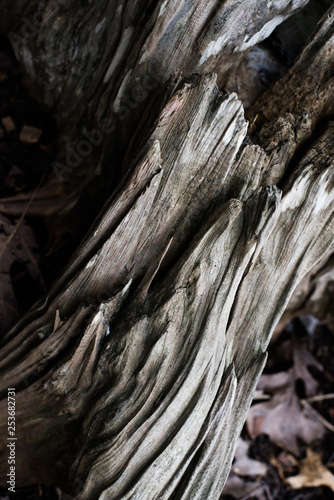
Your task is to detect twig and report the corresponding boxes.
[239,483,272,500]
[326,451,334,467]
[239,485,263,500]
[0,172,46,262]
[253,390,271,401]
[305,393,334,403]
[263,484,273,500]
[250,114,258,127]
[301,399,334,433]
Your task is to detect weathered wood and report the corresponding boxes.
[0,1,334,499]
[1,0,311,212]
[0,78,334,497]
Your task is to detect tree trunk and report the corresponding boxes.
[0,1,334,499]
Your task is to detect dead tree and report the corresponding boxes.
[0,1,334,498]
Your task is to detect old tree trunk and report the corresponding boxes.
[1,0,334,498]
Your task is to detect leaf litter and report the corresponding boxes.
[0,213,46,335]
[247,339,326,454]
[0,35,57,337]
[221,318,334,499]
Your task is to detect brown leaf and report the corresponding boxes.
[19,125,42,144]
[286,449,334,491]
[1,116,16,132]
[0,214,45,335]
[231,437,268,477]
[222,438,268,498]
[247,340,326,453]
[221,474,260,499]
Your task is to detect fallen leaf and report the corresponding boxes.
[19,125,42,144]
[221,437,268,498]
[276,450,298,471]
[0,214,45,335]
[221,474,260,499]
[286,449,334,491]
[247,340,326,453]
[1,116,16,132]
[231,437,268,477]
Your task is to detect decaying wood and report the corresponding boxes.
[0,0,311,227]
[0,1,334,499]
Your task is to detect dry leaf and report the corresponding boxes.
[19,125,42,144]
[247,340,326,453]
[1,116,16,132]
[222,438,268,498]
[221,474,260,499]
[286,449,334,491]
[231,437,268,477]
[0,214,45,335]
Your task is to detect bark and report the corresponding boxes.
[0,1,334,499]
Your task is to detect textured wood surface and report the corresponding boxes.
[0,1,334,499]
[0,0,311,212]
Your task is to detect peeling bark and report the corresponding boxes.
[0,1,334,499]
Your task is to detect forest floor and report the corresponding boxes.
[221,319,334,500]
[0,36,60,500]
